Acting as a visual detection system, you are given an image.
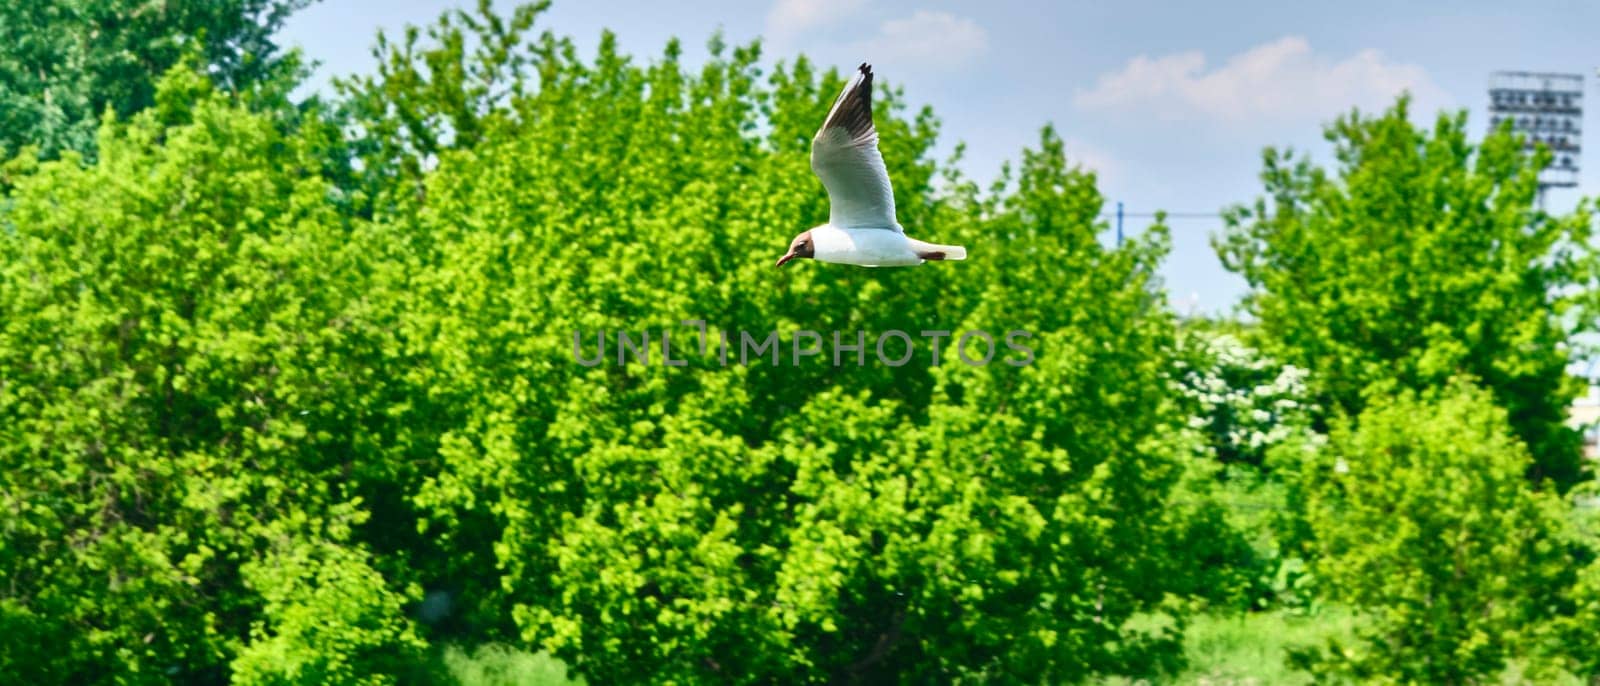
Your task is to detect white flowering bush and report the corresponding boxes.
[1174,328,1313,467]
[1165,327,1326,611]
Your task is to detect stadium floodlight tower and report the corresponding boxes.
[1487,71,1583,206]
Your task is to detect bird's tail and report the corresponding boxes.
[914,241,967,261]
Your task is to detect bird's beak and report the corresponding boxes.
[775,251,798,267]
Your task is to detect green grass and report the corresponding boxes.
[426,607,1586,685]
[1170,607,1357,685]
[1097,607,1357,686]
[428,612,1352,686]
[1101,607,1585,686]
[434,644,585,686]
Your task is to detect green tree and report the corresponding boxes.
[0,0,313,161]
[0,67,418,683]
[0,2,1301,683]
[230,506,426,685]
[1550,558,1600,678]
[1292,382,1570,683]
[1215,99,1598,487]
[346,4,1203,681]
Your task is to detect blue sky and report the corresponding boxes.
[280,0,1600,314]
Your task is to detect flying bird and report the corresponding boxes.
[776,63,967,268]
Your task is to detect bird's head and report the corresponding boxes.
[775,230,815,267]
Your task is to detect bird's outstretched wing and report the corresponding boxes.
[811,63,899,230]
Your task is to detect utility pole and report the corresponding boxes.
[1115,201,1123,247]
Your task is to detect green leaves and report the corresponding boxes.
[232,504,425,686]
[1217,98,1598,487]
[1217,100,1600,679]
[21,3,1600,684]
[0,0,313,162]
[0,65,418,682]
[367,13,1193,681]
[1294,382,1570,682]
[0,5,1211,673]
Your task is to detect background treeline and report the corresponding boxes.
[2,1,1598,684]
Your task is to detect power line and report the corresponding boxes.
[1099,211,1222,219]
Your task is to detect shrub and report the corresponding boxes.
[1293,382,1569,682]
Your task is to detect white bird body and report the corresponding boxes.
[810,225,965,267]
[775,63,968,269]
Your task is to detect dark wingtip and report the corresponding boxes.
[818,62,877,140]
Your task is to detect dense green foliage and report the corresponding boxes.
[0,67,421,683]
[1216,100,1599,487]
[368,20,1197,682]
[3,2,1600,684]
[0,3,1207,683]
[0,0,312,162]
[1216,102,1600,679]
[1290,383,1570,682]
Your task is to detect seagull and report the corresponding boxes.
[775,63,967,268]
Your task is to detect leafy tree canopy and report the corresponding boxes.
[0,2,1208,683]
[0,0,313,161]
[1215,99,1599,487]
[1292,381,1571,682]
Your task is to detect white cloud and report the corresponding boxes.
[766,0,866,47]
[766,2,988,70]
[857,10,988,69]
[1074,36,1445,124]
